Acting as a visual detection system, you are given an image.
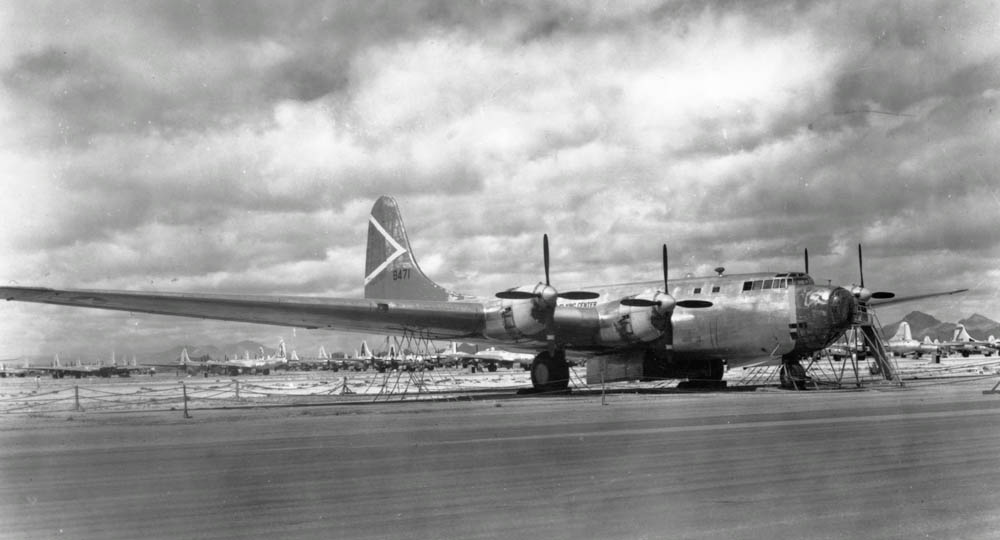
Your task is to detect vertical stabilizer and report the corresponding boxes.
[890,322,913,342]
[359,340,373,359]
[954,324,973,342]
[364,196,453,301]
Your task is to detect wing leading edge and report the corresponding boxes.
[869,288,969,307]
[0,287,486,340]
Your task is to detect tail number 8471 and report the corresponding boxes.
[392,268,411,281]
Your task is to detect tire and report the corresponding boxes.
[780,361,808,390]
[530,352,569,392]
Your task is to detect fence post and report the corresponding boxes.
[182,382,192,419]
[234,379,240,400]
[75,385,82,411]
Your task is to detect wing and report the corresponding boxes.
[0,287,486,340]
[869,288,968,307]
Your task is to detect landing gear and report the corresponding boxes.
[780,358,809,390]
[530,350,569,392]
[675,358,727,389]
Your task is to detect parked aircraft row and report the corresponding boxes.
[886,322,998,358]
[828,322,999,362]
[0,196,968,392]
[34,354,147,378]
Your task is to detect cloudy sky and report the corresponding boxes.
[1,1,998,359]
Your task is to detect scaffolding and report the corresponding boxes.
[808,302,903,388]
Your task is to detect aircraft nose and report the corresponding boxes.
[828,287,856,330]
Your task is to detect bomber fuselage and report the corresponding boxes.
[482,271,856,368]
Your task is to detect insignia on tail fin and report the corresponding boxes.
[364,196,460,301]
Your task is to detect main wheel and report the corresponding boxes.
[530,351,569,392]
[780,361,808,390]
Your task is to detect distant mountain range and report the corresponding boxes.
[882,312,1000,342]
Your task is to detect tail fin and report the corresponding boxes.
[364,196,453,301]
[953,324,973,342]
[890,322,912,342]
[359,340,373,358]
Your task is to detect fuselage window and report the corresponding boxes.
[742,281,752,291]
[752,280,763,291]
[763,279,774,289]
[711,286,720,293]
[693,287,702,294]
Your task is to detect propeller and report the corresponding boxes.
[495,235,600,302]
[804,248,809,275]
[620,245,713,310]
[852,244,895,302]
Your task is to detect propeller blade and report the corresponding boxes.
[677,300,713,308]
[804,247,809,275]
[543,234,550,286]
[855,243,895,302]
[621,298,659,307]
[558,291,600,300]
[662,244,669,290]
[495,290,538,300]
[858,243,864,288]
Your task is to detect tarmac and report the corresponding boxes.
[2,370,1000,540]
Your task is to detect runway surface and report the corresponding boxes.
[3,383,1000,539]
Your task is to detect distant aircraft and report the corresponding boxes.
[287,345,335,371]
[918,336,942,358]
[35,354,99,379]
[0,196,968,392]
[204,339,290,375]
[440,342,534,371]
[886,322,920,357]
[0,359,33,378]
[944,324,993,357]
[146,341,288,376]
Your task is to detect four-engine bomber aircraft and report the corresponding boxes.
[0,196,967,392]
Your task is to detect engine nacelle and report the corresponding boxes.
[597,293,668,346]
[483,284,550,341]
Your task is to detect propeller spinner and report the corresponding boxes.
[495,235,600,303]
[852,244,895,302]
[620,245,713,310]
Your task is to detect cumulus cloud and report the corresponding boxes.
[1,0,998,357]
